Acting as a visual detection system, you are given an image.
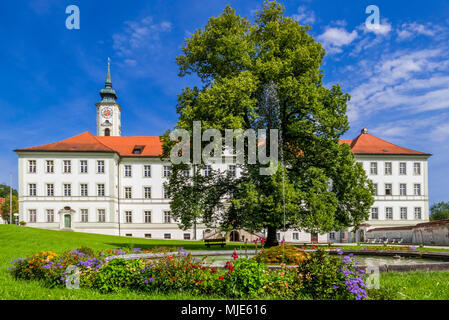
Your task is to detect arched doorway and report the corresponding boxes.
[64,214,71,228]
[104,128,111,136]
[230,230,240,242]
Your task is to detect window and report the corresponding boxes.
[144,187,152,199]
[371,208,379,220]
[104,128,110,136]
[229,165,236,177]
[183,166,190,177]
[63,160,71,173]
[46,184,54,197]
[125,211,132,223]
[124,187,132,199]
[29,184,37,196]
[80,160,88,173]
[276,233,281,241]
[144,165,151,177]
[124,165,132,177]
[164,211,171,223]
[414,184,421,196]
[292,232,299,240]
[81,209,88,222]
[204,165,212,177]
[97,160,105,174]
[370,162,378,175]
[373,183,378,195]
[98,209,105,222]
[80,184,88,197]
[163,187,169,199]
[164,233,171,239]
[97,184,105,197]
[29,209,36,223]
[329,232,335,240]
[399,162,407,175]
[400,207,408,220]
[400,184,407,196]
[144,234,152,238]
[46,209,54,223]
[385,207,393,220]
[132,145,144,155]
[125,234,133,237]
[163,165,171,177]
[46,160,54,173]
[184,233,191,240]
[63,184,71,197]
[414,207,422,220]
[144,211,152,223]
[385,162,392,175]
[28,160,37,173]
[385,184,392,196]
[414,163,421,175]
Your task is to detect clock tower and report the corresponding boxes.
[96,60,121,136]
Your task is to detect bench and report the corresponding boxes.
[204,238,226,248]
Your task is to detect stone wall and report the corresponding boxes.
[412,220,449,245]
[367,220,449,245]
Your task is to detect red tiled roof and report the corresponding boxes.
[96,136,162,157]
[14,132,115,153]
[347,130,430,156]
[15,132,162,157]
[14,129,430,158]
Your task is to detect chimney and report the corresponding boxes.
[361,128,368,134]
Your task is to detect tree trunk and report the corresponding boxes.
[265,226,279,248]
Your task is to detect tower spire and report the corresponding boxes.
[105,57,112,88]
[99,58,117,102]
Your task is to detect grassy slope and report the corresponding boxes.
[0,225,247,300]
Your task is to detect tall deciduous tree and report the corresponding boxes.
[162,1,374,247]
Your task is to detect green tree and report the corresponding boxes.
[163,1,374,247]
[1,194,18,222]
[430,202,449,221]
[0,184,18,198]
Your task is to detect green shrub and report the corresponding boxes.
[297,249,349,300]
[254,243,309,265]
[94,258,145,293]
[225,259,268,298]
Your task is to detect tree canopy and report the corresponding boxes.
[162,1,374,246]
[430,202,449,221]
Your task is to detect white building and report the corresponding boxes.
[14,65,431,243]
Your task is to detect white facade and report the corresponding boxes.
[15,67,431,243]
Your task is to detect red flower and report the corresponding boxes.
[219,276,224,280]
[231,250,238,260]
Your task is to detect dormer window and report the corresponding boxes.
[132,145,145,155]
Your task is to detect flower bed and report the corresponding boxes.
[9,246,368,300]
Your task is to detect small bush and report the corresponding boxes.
[94,258,145,293]
[254,243,309,265]
[225,258,268,298]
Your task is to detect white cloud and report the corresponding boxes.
[362,18,392,36]
[397,22,440,41]
[292,6,316,25]
[113,16,172,58]
[317,27,358,54]
[345,48,449,122]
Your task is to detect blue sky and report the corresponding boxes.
[1,0,448,205]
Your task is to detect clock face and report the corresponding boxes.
[101,107,113,119]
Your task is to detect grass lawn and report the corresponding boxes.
[0,225,249,300]
[294,244,449,253]
[380,271,449,300]
[1,225,449,300]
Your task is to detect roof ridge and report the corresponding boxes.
[88,133,117,152]
[365,132,425,154]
